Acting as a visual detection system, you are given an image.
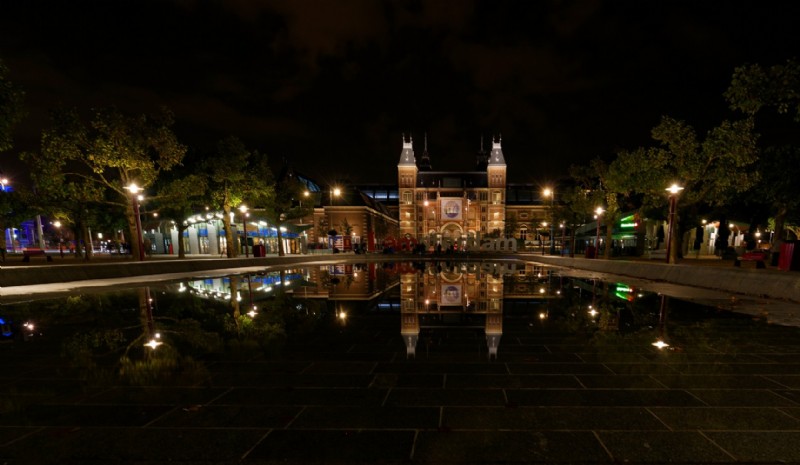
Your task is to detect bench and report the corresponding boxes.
[22,248,53,262]
[735,251,767,269]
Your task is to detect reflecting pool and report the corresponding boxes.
[2,260,800,464]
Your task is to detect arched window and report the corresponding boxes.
[519,226,528,241]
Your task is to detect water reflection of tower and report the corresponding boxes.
[485,267,503,359]
[400,261,505,359]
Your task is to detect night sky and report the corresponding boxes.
[1,1,799,186]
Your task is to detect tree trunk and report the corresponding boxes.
[223,203,236,258]
[229,276,241,331]
[774,207,787,244]
[0,222,6,262]
[177,223,187,258]
[277,225,285,257]
[570,224,577,258]
[127,202,140,261]
[82,222,93,261]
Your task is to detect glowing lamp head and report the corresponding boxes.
[666,184,684,195]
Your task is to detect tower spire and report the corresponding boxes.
[419,132,432,171]
[398,132,416,166]
[476,133,489,170]
[489,134,506,166]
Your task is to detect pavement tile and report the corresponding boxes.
[575,353,651,363]
[84,386,230,405]
[754,353,800,363]
[302,361,378,374]
[206,361,311,374]
[764,375,800,389]
[413,430,611,463]
[290,406,439,429]
[443,406,667,431]
[374,362,508,374]
[151,404,301,428]
[651,374,786,389]
[214,387,388,407]
[777,407,800,421]
[649,407,800,430]
[705,432,800,462]
[641,353,770,363]
[446,374,581,389]
[385,388,506,406]
[209,372,373,388]
[495,351,581,363]
[0,427,39,447]
[369,373,444,388]
[506,363,612,375]
[246,429,415,463]
[576,375,666,389]
[674,363,800,375]
[688,389,800,407]
[598,431,733,463]
[603,363,680,375]
[0,427,267,463]
[506,389,704,407]
[0,404,173,427]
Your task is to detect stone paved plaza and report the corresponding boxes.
[2,302,800,464]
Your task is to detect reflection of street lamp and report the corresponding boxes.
[665,184,684,264]
[543,188,555,254]
[594,207,604,258]
[652,294,670,349]
[239,205,249,258]
[125,183,145,261]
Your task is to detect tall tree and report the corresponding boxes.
[254,168,313,256]
[609,116,759,262]
[0,58,25,153]
[725,59,800,242]
[24,107,186,261]
[153,173,208,258]
[552,186,600,258]
[0,187,34,261]
[204,137,273,258]
[570,159,623,259]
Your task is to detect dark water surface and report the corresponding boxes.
[2,260,800,464]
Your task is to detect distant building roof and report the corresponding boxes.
[416,171,488,188]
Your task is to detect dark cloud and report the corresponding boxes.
[2,0,800,186]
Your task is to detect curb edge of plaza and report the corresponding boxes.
[1,253,799,305]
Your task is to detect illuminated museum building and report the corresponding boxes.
[394,135,551,249]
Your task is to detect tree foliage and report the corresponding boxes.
[153,173,209,258]
[0,59,25,153]
[203,137,273,258]
[24,106,186,260]
[725,58,800,242]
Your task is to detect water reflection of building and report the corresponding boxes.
[400,262,509,359]
[297,263,399,301]
[180,269,309,303]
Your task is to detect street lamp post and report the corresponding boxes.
[543,188,556,254]
[239,205,249,258]
[54,221,64,258]
[560,223,565,256]
[125,183,145,261]
[665,184,684,264]
[594,207,604,258]
[540,222,547,255]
